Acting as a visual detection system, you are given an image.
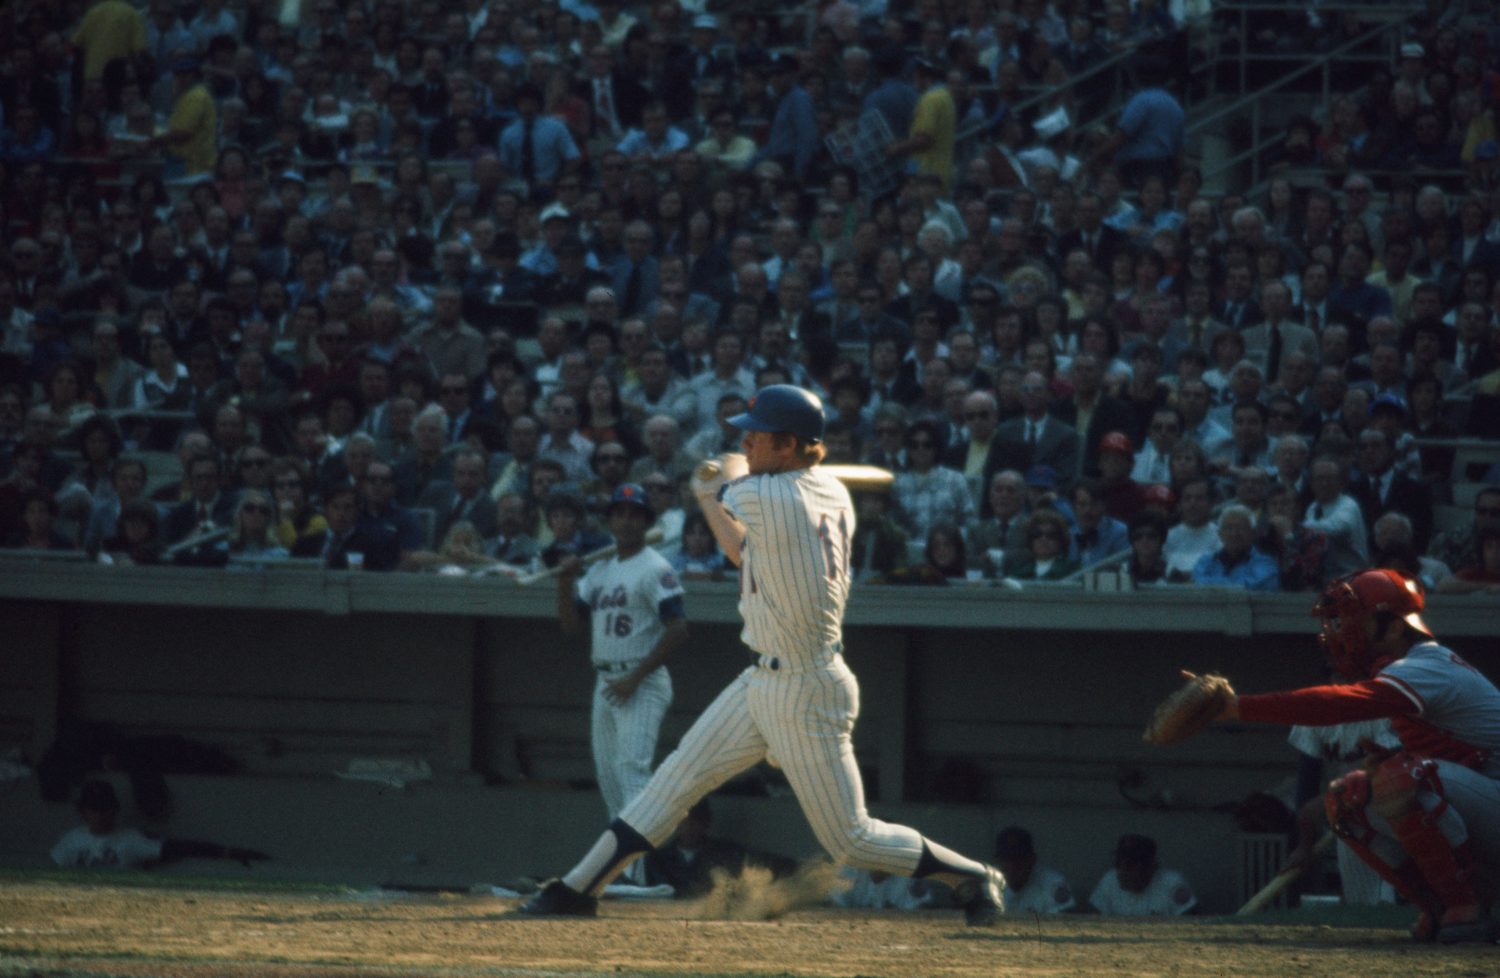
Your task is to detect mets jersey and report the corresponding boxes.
[51,827,163,868]
[576,548,685,666]
[1004,864,1076,914]
[1088,867,1196,915]
[721,467,854,664]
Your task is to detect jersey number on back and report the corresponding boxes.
[818,511,851,581]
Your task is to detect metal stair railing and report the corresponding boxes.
[1187,2,1421,191]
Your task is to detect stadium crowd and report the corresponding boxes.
[1,0,1499,594]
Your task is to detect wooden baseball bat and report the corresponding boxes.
[1234,833,1334,915]
[514,526,665,586]
[695,457,894,493]
[163,526,231,557]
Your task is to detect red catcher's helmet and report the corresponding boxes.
[1313,569,1433,677]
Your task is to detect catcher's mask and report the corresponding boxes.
[1313,568,1432,677]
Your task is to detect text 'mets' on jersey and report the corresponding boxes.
[576,548,686,666]
[722,467,855,664]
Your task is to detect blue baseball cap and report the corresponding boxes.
[729,384,825,443]
[609,483,652,515]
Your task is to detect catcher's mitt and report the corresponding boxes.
[1143,671,1235,746]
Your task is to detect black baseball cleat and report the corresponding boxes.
[957,865,1006,926]
[517,880,598,917]
[1436,917,1496,944]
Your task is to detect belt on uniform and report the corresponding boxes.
[753,641,842,673]
[594,660,639,674]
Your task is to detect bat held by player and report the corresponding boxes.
[515,527,665,586]
[1235,833,1334,915]
[819,463,895,493]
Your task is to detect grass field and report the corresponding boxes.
[0,870,1494,978]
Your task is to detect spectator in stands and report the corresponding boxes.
[670,511,728,581]
[892,419,973,542]
[359,458,423,560]
[1191,504,1278,591]
[1094,431,1144,522]
[1094,59,1184,190]
[1124,508,1171,584]
[225,489,287,567]
[1261,482,1328,592]
[1070,479,1128,568]
[161,453,234,545]
[1428,486,1500,574]
[1001,509,1078,581]
[1371,511,1450,592]
[1351,426,1433,552]
[1439,528,1500,594]
[81,456,149,554]
[270,458,325,552]
[1163,477,1217,580]
[292,484,398,570]
[97,499,164,566]
[4,490,72,550]
[1304,454,1370,578]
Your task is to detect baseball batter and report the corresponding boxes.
[1212,569,1500,943]
[521,385,1004,923]
[558,483,688,826]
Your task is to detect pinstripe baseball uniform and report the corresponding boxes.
[577,548,686,818]
[617,467,932,876]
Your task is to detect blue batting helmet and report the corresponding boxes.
[729,384,825,443]
[608,483,653,515]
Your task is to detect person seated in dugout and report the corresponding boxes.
[50,780,269,870]
[1088,833,1197,915]
[641,799,791,898]
[994,825,1076,914]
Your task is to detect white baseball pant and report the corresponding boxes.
[619,654,926,876]
[592,666,672,818]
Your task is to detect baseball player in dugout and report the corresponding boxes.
[1149,568,1500,943]
[521,385,1005,923]
[557,482,688,884]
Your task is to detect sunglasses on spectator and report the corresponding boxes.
[241,457,271,467]
[275,478,302,488]
[908,439,936,449]
[442,386,469,394]
[241,503,272,514]
[964,411,993,420]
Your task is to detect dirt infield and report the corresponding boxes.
[1,875,1496,978]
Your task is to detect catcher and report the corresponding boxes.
[1143,568,1500,943]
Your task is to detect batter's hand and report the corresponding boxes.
[692,452,747,505]
[604,672,642,705]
